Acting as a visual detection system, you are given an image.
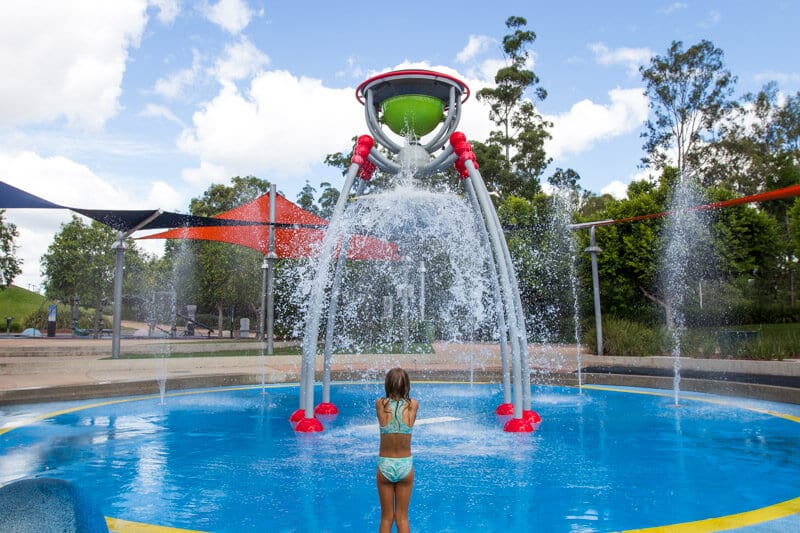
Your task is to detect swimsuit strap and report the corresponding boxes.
[380,398,413,434]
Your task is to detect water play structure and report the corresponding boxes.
[294,70,538,433]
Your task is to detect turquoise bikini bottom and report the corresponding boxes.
[377,456,413,483]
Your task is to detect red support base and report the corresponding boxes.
[523,410,541,425]
[314,402,339,416]
[495,403,514,416]
[294,417,324,433]
[289,408,305,424]
[503,418,534,433]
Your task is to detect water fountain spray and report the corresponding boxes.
[294,70,538,433]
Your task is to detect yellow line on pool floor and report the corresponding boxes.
[621,496,800,532]
[106,516,207,533]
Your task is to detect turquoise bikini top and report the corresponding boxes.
[379,399,413,435]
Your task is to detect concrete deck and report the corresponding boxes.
[1,336,799,405]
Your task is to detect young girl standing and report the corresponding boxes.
[375,367,418,533]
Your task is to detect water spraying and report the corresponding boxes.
[294,70,539,433]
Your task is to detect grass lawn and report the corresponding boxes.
[0,285,49,332]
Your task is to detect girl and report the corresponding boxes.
[376,367,418,533]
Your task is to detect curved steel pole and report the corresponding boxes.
[300,163,360,419]
[463,179,512,405]
[321,179,367,405]
[466,162,532,410]
[464,165,524,419]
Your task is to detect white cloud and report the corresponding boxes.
[699,9,721,28]
[211,36,270,83]
[146,180,183,211]
[600,180,628,199]
[175,61,497,196]
[153,50,202,99]
[148,0,180,24]
[0,0,149,129]
[140,103,184,126]
[660,2,687,15]
[456,35,492,63]
[0,149,171,288]
[177,70,366,182]
[545,88,649,159]
[180,160,228,189]
[205,0,253,34]
[589,42,653,77]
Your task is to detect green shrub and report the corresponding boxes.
[584,318,668,357]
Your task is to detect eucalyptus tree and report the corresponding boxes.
[640,39,736,179]
[476,15,551,198]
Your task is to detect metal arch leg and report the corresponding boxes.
[320,180,368,409]
[469,169,532,411]
[463,179,512,406]
[299,163,360,423]
[463,168,524,420]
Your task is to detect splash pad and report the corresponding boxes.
[296,70,538,432]
[2,383,799,531]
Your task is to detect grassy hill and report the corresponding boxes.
[0,285,49,332]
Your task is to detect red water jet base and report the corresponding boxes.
[289,409,305,424]
[523,410,541,425]
[295,417,324,433]
[314,402,339,416]
[504,418,534,432]
[495,403,514,416]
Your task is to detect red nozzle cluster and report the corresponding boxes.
[450,131,478,179]
[352,135,374,166]
[358,160,376,181]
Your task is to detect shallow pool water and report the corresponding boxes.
[1,383,799,532]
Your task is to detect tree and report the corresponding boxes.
[476,15,551,197]
[181,176,271,335]
[0,210,22,289]
[41,216,143,331]
[640,40,736,178]
[296,180,319,216]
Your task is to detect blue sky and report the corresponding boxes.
[1,0,799,291]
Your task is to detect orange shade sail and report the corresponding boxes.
[140,192,400,261]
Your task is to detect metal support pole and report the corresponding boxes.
[259,257,267,341]
[110,209,162,360]
[300,163,360,419]
[587,226,603,356]
[417,261,426,322]
[266,184,277,355]
[111,235,126,359]
[401,285,410,354]
[464,179,512,405]
[464,168,524,419]
[321,180,367,405]
[467,161,531,410]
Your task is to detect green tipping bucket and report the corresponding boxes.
[381,94,444,137]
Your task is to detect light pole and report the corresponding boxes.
[586,226,604,356]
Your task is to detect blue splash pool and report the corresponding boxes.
[1,383,799,532]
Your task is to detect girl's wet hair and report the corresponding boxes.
[384,367,411,400]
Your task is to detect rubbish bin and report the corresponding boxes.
[239,318,250,338]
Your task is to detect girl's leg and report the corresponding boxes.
[393,468,414,533]
[376,469,396,533]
